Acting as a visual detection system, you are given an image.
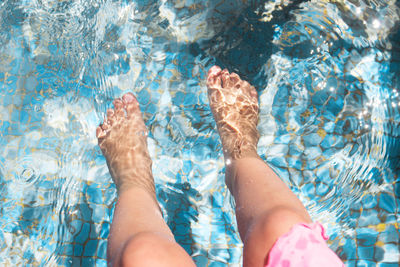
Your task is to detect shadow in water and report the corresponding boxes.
[388,20,400,196]
[197,0,307,90]
[157,182,200,255]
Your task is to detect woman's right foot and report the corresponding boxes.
[207,66,260,161]
[96,92,155,197]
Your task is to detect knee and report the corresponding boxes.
[120,232,172,267]
[243,207,311,266]
[119,232,194,267]
[246,207,310,245]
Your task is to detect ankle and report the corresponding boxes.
[222,139,259,160]
[118,185,160,212]
[224,155,261,192]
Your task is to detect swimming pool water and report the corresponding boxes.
[0,0,399,266]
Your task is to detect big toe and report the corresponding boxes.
[122,92,140,117]
[207,67,223,91]
[96,126,106,139]
[208,65,222,78]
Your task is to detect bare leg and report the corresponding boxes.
[207,66,312,267]
[97,93,195,267]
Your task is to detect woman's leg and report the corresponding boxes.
[207,66,312,267]
[97,93,195,267]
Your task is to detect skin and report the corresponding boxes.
[97,66,312,267]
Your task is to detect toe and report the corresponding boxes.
[101,121,110,131]
[207,70,222,90]
[208,65,222,78]
[208,88,223,105]
[241,80,253,94]
[250,86,258,100]
[122,92,137,104]
[221,69,231,89]
[229,72,240,86]
[122,92,140,117]
[96,126,106,139]
[207,68,223,89]
[113,98,125,117]
[106,108,116,125]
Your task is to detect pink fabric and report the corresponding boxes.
[265,222,344,267]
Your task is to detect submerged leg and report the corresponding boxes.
[207,66,313,266]
[97,93,195,267]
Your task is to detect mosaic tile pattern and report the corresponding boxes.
[0,0,399,266]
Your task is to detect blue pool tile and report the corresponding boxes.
[69,218,82,235]
[209,261,226,267]
[90,223,99,239]
[381,243,400,261]
[362,194,377,209]
[342,238,357,260]
[75,222,90,244]
[138,88,150,105]
[378,193,395,213]
[377,263,400,267]
[287,157,302,169]
[97,239,107,258]
[147,102,157,114]
[378,224,398,243]
[2,92,13,107]
[82,257,95,266]
[211,191,224,206]
[23,250,34,260]
[180,242,193,255]
[79,203,93,221]
[274,134,291,144]
[91,204,106,224]
[100,222,110,239]
[288,144,302,157]
[356,227,378,246]
[96,259,107,267]
[358,246,375,261]
[303,132,321,146]
[316,182,329,196]
[11,109,19,123]
[316,166,330,181]
[345,260,357,267]
[320,134,335,149]
[184,92,197,105]
[374,246,384,262]
[73,244,83,257]
[358,209,380,227]
[356,259,376,267]
[86,186,104,204]
[193,255,208,267]
[70,257,81,266]
[61,244,74,256]
[20,110,30,124]
[0,121,10,134]
[83,239,98,257]
[301,181,316,196]
[37,179,55,189]
[268,156,287,168]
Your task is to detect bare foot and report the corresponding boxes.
[96,92,155,197]
[207,66,260,160]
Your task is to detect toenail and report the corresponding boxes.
[122,93,135,103]
[107,109,114,116]
[208,66,222,77]
[113,98,124,109]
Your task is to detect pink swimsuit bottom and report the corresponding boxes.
[265,222,345,267]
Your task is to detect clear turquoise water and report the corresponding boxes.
[0,0,399,266]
